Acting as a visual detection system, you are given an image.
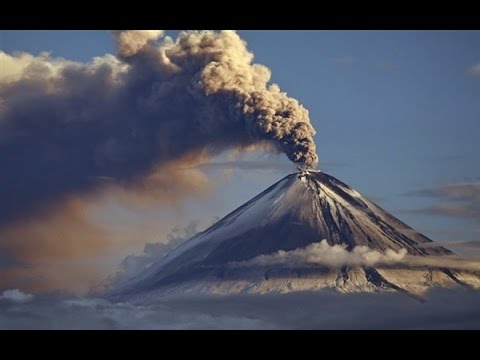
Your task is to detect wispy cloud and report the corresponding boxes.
[236,240,480,272]
[197,160,348,172]
[423,240,480,257]
[404,182,480,221]
[468,62,480,76]
[419,240,480,250]
[375,59,399,71]
[330,56,357,66]
[408,203,480,220]
[365,195,389,204]
[105,221,206,289]
[238,240,407,268]
[198,160,296,172]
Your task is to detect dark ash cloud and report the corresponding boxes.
[0,30,318,227]
[0,30,319,292]
[2,289,480,329]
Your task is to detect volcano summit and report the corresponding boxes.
[109,171,480,303]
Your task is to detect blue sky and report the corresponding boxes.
[2,30,479,247]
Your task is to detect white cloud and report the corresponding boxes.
[0,289,34,303]
[468,63,480,76]
[241,240,407,268]
[238,240,480,272]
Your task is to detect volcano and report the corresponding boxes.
[108,171,480,303]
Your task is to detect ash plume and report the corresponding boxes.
[112,30,165,57]
[0,30,318,227]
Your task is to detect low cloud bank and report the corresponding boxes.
[1,288,480,329]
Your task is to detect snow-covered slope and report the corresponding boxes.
[108,171,480,304]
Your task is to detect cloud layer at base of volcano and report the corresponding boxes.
[235,240,480,272]
[2,288,480,329]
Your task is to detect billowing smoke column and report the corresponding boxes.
[0,30,318,225]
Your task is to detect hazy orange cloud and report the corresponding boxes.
[0,163,213,294]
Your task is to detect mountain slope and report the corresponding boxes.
[108,171,480,303]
